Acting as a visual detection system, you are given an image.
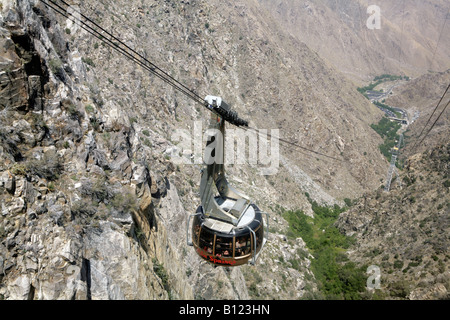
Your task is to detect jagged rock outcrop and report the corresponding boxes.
[0,0,170,300]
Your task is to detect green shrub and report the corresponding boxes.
[283,202,365,299]
[393,260,404,269]
[49,58,63,78]
[152,258,170,293]
[389,280,411,298]
[110,192,138,213]
[48,59,63,74]
[26,150,63,181]
[344,198,353,207]
[82,57,96,67]
[370,118,402,161]
[90,116,101,131]
[67,104,81,119]
[71,199,96,217]
[85,104,95,113]
[80,177,111,203]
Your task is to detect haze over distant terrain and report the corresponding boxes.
[258,0,450,83]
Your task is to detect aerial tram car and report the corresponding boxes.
[187,96,269,266]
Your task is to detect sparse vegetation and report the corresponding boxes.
[67,104,81,120]
[11,150,63,181]
[283,198,366,300]
[373,101,402,118]
[85,104,95,113]
[110,192,138,213]
[152,258,172,299]
[48,58,64,79]
[82,57,96,67]
[90,116,101,131]
[357,74,409,97]
[70,199,97,218]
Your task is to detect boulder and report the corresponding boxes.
[0,171,16,194]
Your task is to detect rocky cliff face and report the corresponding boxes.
[0,0,170,300]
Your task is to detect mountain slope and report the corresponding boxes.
[257,0,450,84]
[335,70,449,300]
[337,143,449,300]
[385,69,450,157]
[0,0,416,300]
[61,0,389,206]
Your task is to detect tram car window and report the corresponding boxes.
[235,235,252,257]
[198,228,214,254]
[215,236,233,257]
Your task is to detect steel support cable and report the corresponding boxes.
[43,0,253,129]
[429,8,449,71]
[243,126,342,162]
[43,0,256,130]
[414,98,450,150]
[56,0,206,105]
[411,83,450,151]
[42,0,342,162]
[42,0,206,106]
[40,1,185,95]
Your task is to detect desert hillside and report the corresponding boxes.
[258,0,450,84]
[0,0,448,301]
